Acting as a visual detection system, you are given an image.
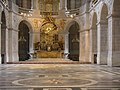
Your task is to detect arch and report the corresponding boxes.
[100,4,108,21]
[18,20,33,32]
[68,21,80,61]
[1,11,6,64]
[18,20,32,61]
[64,20,81,34]
[18,20,34,52]
[91,12,97,64]
[99,3,108,65]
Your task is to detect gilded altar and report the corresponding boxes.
[39,17,64,51]
[37,51,63,58]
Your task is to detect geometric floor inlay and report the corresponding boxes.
[0,59,120,90]
[12,78,97,87]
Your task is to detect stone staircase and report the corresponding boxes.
[7,58,91,64]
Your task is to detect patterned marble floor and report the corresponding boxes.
[0,60,120,90]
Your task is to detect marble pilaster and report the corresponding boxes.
[85,30,90,62]
[8,28,19,62]
[97,21,108,65]
[89,28,93,63]
[79,31,85,62]
[89,28,97,64]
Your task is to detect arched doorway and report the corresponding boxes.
[1,11,6,64]
[100,4,108,64]
[18,21,30,61]
[68,21,79,61]
[92,13,97,64]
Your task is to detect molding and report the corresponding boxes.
[8,28,19,32]
[79,29,90,33]
[107,14,120,19]
[79,11,89,16]
[96,20,107,25]
[1,25,7,29]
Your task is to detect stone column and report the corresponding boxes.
[5,27,9,63]
[64,32,69,59]
[108,15,120,66]
[89,27,97,64]
[89,28,93,63]
[97,21,108,65]
[85,30,90,62]
[79,31,85,62]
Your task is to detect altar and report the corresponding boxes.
[36,51,63,58]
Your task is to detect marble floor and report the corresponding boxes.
[0,59,120,90]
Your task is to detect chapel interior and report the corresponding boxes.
[0,0,120,89]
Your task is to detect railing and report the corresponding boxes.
[19,7,33,17]
[65,8,79,18]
